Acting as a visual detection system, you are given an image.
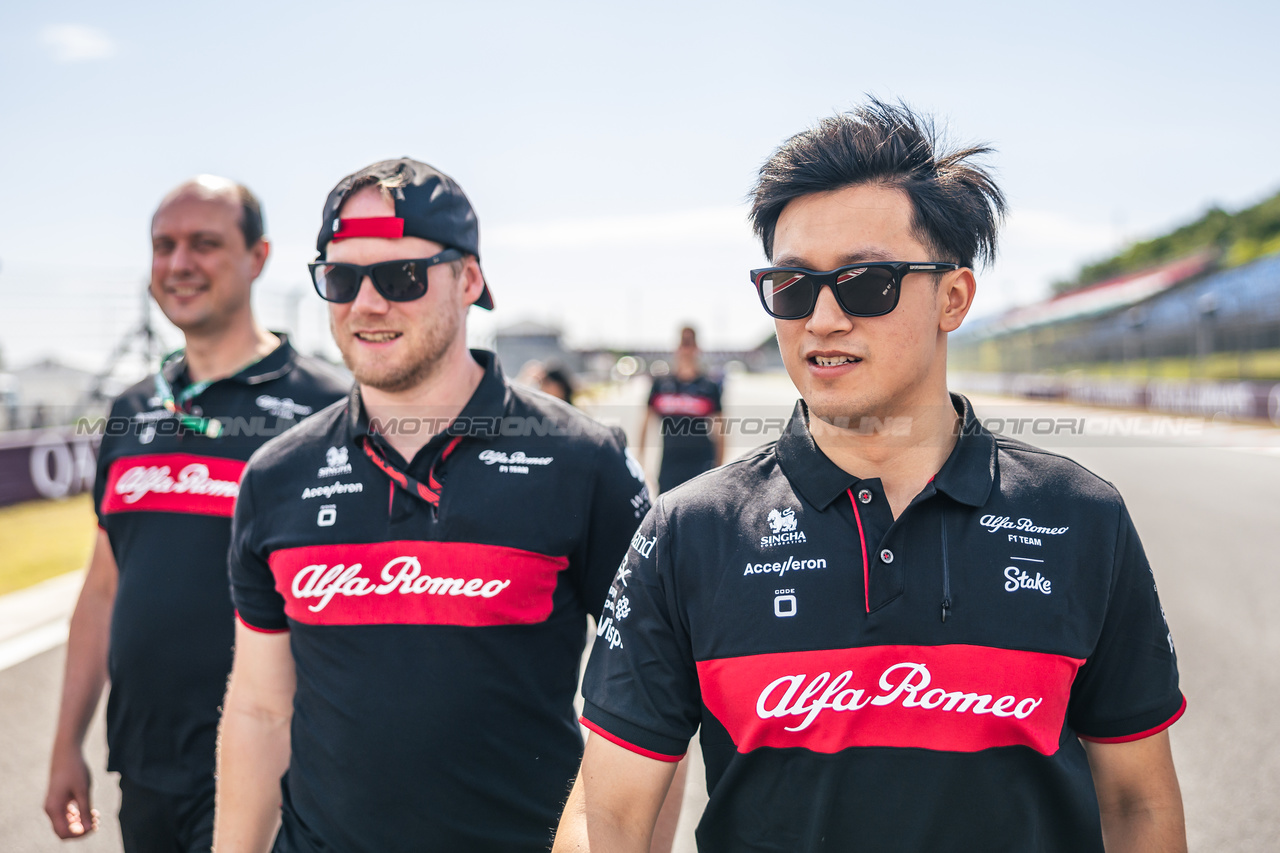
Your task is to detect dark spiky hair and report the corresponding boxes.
[749,98,1006,268]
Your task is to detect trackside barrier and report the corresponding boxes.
[0,428,101,509]
[950,373,1280,426]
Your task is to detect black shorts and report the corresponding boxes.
[118,775,215,853]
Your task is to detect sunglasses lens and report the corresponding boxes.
[758,271,815,318]
[371,260,430,301]
[834,267,898,316]
[312,264,362,302]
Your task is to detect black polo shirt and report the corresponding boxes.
[648,373,722,492]
[229,350,650,853]
[92,337,348,794]
[582,394,1184,853]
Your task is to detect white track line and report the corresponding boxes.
[0,570,84,672]
[0,618,70,672]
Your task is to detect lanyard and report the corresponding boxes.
[153,349,266,439]
[358,433,463,510]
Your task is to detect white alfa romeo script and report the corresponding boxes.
[756,662,1045,732]
[115,464,239,503]
[478,450,553,466]
[979,515,1069,535]
[291,556,512,613]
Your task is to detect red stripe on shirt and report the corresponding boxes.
[697,644,1084,756]
[267,540,570,627]
[580,717,684,762]
[650,393,716,417]
[848,489,870,613]
[237,611,290,634]
[99,454,245,517]
[1077,695,1186,743]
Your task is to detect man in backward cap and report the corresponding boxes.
[214,159,650,852]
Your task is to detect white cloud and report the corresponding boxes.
[485,206,754,250]
[40,24,117,62]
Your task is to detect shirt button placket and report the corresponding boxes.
[880,548,894,564]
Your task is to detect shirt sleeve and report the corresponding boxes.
[647,379,660,409]
[709,378,723,415]
[228,463,289,632]
[1069,500,1185,741]
[581,500,701,761]
[571,431,651,616]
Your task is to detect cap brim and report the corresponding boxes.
[473,280,494,311]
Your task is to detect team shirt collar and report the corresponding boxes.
[776,392,996,511]
[159,332,299,389]
[931,393,997,508]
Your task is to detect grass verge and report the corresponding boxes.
[0,495,96,596]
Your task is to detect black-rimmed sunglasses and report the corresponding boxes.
[308,249,463,303]
[750,261,960,320]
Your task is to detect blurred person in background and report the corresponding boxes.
[214,158,649,853]
[515,360,576,405]
[558,100,1186,852]
[44,176,348,852]
[639,326,724,494]
[540,363,575,405]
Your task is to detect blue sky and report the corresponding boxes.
[2,0,1278,370]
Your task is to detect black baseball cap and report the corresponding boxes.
[317,158,493,310]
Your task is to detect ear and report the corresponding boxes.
[458,256,486,307]
[938,267,976,333]
[248,238,271,282]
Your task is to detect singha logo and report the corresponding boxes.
[761,507,805,548]
[318,445,353,478]
[767,507,798,534]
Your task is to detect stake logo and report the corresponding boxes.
[1005,566,1052,594]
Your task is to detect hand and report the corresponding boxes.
[44,747,99,839]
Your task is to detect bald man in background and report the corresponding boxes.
[44,177,347,852]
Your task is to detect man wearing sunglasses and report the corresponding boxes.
[215,159,649,853]
[558,101,1186,852]
[45,177,348,852]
